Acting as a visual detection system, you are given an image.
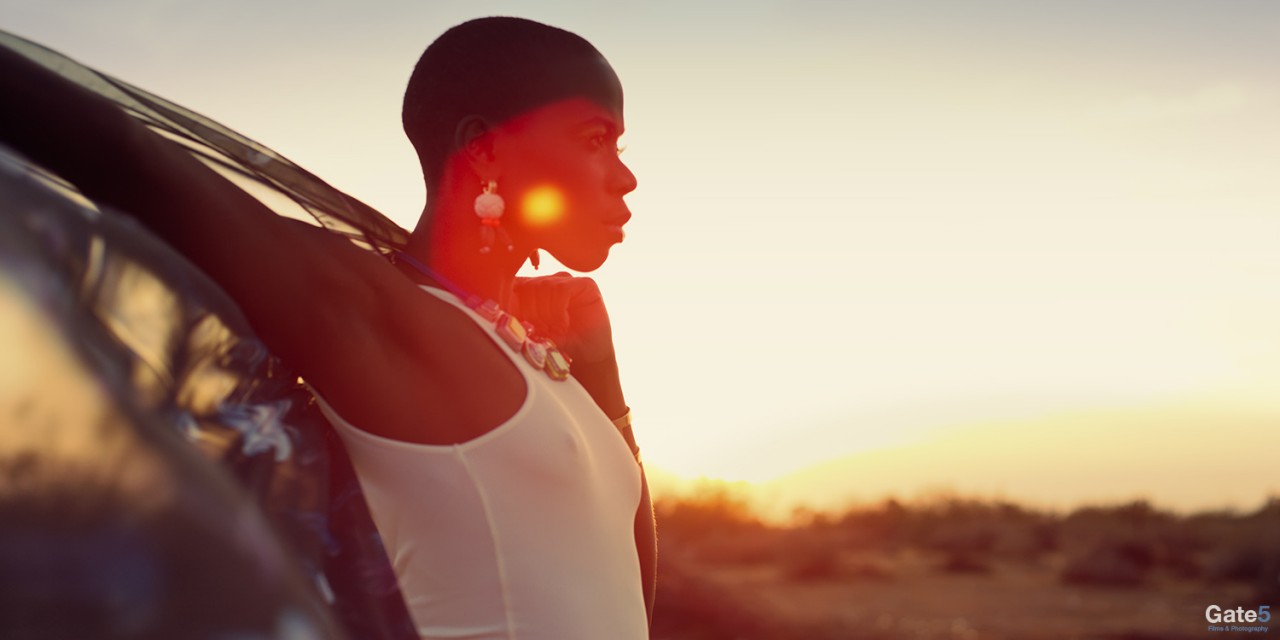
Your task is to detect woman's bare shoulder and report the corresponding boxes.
[277,222,527,445]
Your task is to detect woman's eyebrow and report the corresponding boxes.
[577,116,623,136]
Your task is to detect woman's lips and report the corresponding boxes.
[604,214,629,241]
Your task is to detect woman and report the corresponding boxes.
[0,16,654,640]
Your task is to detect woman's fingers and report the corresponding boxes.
[511,274,614,363]
[513,275,565,337]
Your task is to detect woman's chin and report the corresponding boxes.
[548,245,612,273]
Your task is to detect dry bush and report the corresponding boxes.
[1204,544,1269,582]
[923,520,997,555]
[781,540,845,582]
[1055,496,1280,592]
[993,520,1059,560]
[1198,496,1280,600]
[1057,499,1213,585]
[902,496,1056,568]
[1061,538,1154,587]
[938,550,992,574]
[771,522,896,583]
[836,498,909,550]
[654,481,785,568]
[654,481,761,541]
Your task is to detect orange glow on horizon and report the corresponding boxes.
[520,185,564,226]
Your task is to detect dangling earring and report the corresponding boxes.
[474,180,514,254]
[530,249,541,270]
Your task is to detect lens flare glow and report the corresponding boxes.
[521,185,565,226]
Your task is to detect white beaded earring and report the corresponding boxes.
[474,180,513,254]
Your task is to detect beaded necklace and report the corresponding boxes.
[391,251,572,381]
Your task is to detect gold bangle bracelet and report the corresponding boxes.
[611,408,631,431]
[611,408,640,462]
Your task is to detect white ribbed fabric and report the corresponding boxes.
[313,285,646,640]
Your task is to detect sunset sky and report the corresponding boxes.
[7,0,1279,513]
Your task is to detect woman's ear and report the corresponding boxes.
[455,115,497,177]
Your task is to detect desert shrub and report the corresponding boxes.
[836,498,908,550]
[923,521,997,555]
[992,521,1059,560]
[923,521,996,574]
[777,539,896,583]
[655,481,761,541]
[1179,497,1280,596]
[655,482,795,569]
[1141,526,1205,579]
[832,495,1066,565]
[1202,524,1278,597]
[760,520,893,582]
[1204,544,1269,582]
[781,540,844,582]
[1057,499,1221,582]
[1205,545,1280,600]
[916,497,1062,568]
[938,550,991,574]
[1256,552,1280,601]
[1244,497,1280,600]
[1061,538,1154,587]
[790,506,836,529]
[1160,547,1203,580]
[1063,500,1172,534]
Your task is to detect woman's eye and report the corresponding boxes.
[585,133,625,155]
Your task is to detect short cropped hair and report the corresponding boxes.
[402,17,621,189]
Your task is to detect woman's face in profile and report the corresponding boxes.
[493,96,637,271]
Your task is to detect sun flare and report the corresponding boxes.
[521,185,564,226]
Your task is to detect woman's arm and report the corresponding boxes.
[635,464,657,624]
[0,43,517,444]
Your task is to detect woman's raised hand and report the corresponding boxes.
[512,272,616,366]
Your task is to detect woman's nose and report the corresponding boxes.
[612,157,638,196]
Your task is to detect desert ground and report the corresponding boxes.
[649,487,1279,640]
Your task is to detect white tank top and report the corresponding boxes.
[312,285,646,640]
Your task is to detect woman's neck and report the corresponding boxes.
[406,203,528,310]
